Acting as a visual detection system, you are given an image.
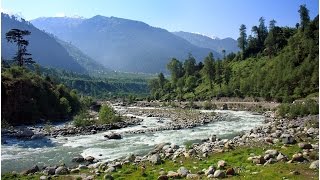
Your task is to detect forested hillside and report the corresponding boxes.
[149,5,318,103]
[1,66,82,125]
[41,67,150,98]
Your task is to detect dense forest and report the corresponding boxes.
[149,5,318,103]
[1,66,82,125]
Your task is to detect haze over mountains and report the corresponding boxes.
[1,13,88,73]
[2,13,238,74]
[31,15,238,73]
[173,31,239,54]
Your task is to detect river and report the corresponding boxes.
[1,109,265,173]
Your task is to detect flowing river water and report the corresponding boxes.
[1,108,265,173]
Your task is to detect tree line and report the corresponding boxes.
[149,5,318,103]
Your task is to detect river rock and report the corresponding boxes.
[217,160,226,169]
[186,173,199,179]
[148,154,161,164]
[70,168,80,173]
[276,153,288,162]
[21,165,39,175]
[43,166,56,175]
[157,175,168,180]
[125,154,136,162]
[205,166,215,175]
[292,153,305,162]
[104,132,122,139]
[72,156,85,163]
[209,134,217,142]
[85,156,95,163]
[252,156,266,164]
[55,166,69,175]
[16,128,34,138]
[226,168,235,175]
[78,164,88,169]
[309,160,319,169]
[30,133,45,140]
[298,143,313,149]
[167,171,180,178]
[105,166,116,173]
[213,169,226,178]
[39,176,47,180]
[281,134,295,144]
[265,149,279,156]
[177,167,189,177]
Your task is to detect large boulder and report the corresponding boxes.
[252,156,266,164]
[276,153,288,162]
[265,149,279,156]
[55,166,69,175]
[177,167,189,177]
[298,143,313,149]
[217,160,226,169]
[104,132,122,139]
[213,170,226,178]
[43,166,56,175]
[309,160,319,169]
[167,171,180,178]
[281,134,295,144]
[292,153,306,162]
[205,166,215,176]
[72,156,85,163]
[16,128,34,138]
[21,165,39,175]
[148,154,162,165]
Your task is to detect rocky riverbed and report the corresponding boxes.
[1,104,319,179]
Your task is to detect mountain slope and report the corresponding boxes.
[56,38,111,74]
[1,13,86,73]
[173,31,239,54]
[31,16,221,73]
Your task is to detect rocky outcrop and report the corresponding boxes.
[104,132,122,139]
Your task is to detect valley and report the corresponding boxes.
[1,1,319,180]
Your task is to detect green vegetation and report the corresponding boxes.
[277,99,319,118]
[4,142,317,179]
[99,104,121,124]
[40,67,150,99]
[1,66,82,125]
[149,5,318,103]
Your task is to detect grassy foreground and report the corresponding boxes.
[2,142,318,180]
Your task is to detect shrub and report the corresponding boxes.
[73,111,93,127]
[99,104,121,124]
[277,99,319,118]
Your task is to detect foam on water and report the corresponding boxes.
[1,109,264,173]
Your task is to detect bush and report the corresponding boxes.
[73,111,93,127]
[99,104,121,124]
[277,99,319,118]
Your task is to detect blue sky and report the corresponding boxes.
[1,0,319,39]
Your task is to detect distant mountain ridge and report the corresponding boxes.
[1,13,86,73]
[31,16,222,73]
[173,31,239,54]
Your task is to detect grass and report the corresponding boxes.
[2,142,318,180]
[103,143,318,179]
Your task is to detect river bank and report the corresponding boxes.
[1,103,319,179]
